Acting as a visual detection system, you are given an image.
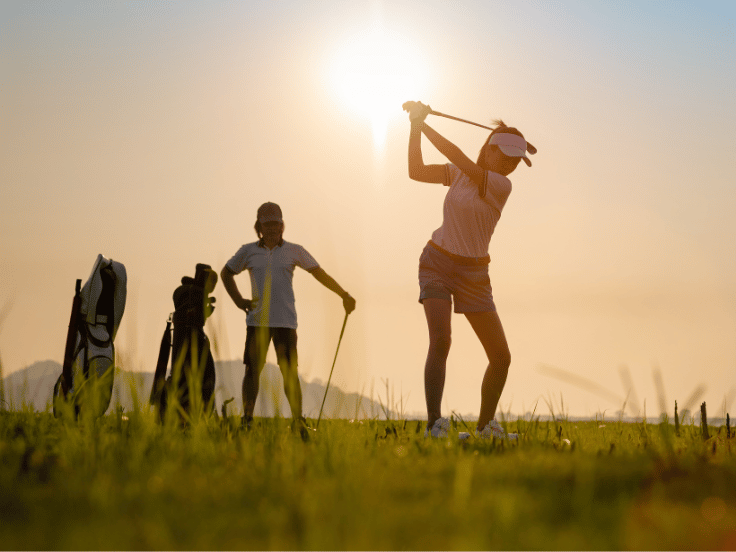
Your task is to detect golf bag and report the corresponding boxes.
[150,263,217,420]
[53,254,127,418]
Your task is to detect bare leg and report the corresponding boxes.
[242,327,270,417]
[464,310,511,431]
[275,335,302,420]
[423,298,453,428]
[279,362,303,420]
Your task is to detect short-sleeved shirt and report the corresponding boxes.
[430,164,512,258]
[225,240,319,328]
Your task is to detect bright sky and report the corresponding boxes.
[2,0,735,418]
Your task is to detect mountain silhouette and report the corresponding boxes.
[2,360,394,420]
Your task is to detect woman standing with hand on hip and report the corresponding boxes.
[404,101,535,439]
[221,202,356,438]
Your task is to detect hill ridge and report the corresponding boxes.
[2,359,397,419]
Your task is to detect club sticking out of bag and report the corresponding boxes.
[150,263,218,422]
[60,279,83,399]
[316,311,350,429]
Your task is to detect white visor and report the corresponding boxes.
[489,133,531,166]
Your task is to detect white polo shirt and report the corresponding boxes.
[430,163,512,258]
[225,240,319,328]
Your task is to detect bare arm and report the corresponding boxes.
[408,121,447,184]
[311,267,356,314]
[419,122,485,187]
[220,266,252,313]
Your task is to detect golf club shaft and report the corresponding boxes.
[429,109,494,131]
[316,311,349,428]
[428,108,537,154]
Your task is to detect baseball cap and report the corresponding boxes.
[489,133,532,167]
[257,202,283,223]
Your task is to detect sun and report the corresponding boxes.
[329,27,427,149]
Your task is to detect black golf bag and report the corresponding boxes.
[150,263,218,421]
[53,254,127,418]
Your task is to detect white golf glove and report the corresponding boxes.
[402,101,431,123]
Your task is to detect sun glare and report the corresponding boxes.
[329,27,427,150]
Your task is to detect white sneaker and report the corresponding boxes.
[424,417,450,438]
[478,419,518,440]
[457,421,518,441]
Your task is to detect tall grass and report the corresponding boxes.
[0,300,12,412]
[2,399,735,550]
[3,315,735,549]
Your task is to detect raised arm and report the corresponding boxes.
[408,121,447,184]
[419,122,485,187]
[404,101,485,187]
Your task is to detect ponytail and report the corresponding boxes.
[477,119,526,197]
[491,119,509,133]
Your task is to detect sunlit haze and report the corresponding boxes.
[1,1,735,419]
[329,24,428,150]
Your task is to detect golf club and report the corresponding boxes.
[316,311,350,429]
[403,102,537,155]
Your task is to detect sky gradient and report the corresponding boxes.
[2,0,735,418]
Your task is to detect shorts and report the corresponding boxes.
[244,326,298,372]
[418,242,496,313]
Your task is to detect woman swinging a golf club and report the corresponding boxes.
[404,101,535,439]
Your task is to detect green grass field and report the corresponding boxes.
[1,406,735,550]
